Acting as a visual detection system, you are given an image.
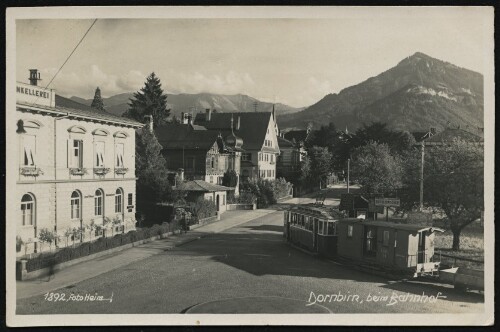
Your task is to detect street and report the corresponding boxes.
[16,203,483,314]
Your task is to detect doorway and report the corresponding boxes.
[216,194,220,211]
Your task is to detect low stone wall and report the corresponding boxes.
[16,231,175,281]
[277,195,293,202]
[189,215,219,230]
[227,203,256,211]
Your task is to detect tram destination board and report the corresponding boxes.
[374,198,400,207]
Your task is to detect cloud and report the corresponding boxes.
[41,65,147,98]
[174,71,256,96]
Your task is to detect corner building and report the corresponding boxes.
[15,71,143,256]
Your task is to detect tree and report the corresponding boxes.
[350,141,403,194]
[222,170,238,188]
[308,146,334,185]
[402,139,483,250]
[135,129,174,213]
[124,72,170,127]
[38,228,58,252]
[90,87,105,111]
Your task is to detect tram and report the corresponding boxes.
[283,204,341,258]
[284,204,444,277]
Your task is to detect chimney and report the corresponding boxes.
[237,116,241,130]
[143,115,153,132]
[205,109,212,121]
[177,168,184,183]
[29,69,41,86]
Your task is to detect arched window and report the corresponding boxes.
[21,194,35,226]
[95,189,104,216]
[71,191,81,219]
[115,188,123,213]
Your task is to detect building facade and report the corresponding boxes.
[154,121,242,193]
[15,72,143,256]
[194,110,280,182]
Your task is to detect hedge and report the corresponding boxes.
[24,221,180,273]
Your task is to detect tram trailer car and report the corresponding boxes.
[336,219,444,277]
[284,205,340,258]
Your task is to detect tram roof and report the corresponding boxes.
[338,218,445,233]
[288,204,342,220]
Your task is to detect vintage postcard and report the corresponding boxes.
[5,6,494,326]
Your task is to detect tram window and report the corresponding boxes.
[383,230,390,246]
[327,222,334,235]
[347,225,354,238]
[301,215,305,227]
[319,221,324,235]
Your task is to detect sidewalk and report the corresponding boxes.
[16,208,276,300]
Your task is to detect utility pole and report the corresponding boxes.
[347,158,350,193]
[419,141,425,211]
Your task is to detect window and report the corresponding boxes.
[115,143,124,168]
[94,141,105,167]
[210,176,213,183]
[258,153,262,161]
[115,188,123,213]
[241,153,251,161]
[383,230,390,246]
[70,140,83,168]
[347,225,353,238]
[21,194,35,226]
[327,222,335,235]
[70,191,81,220]
[211,157,215,168]
[271,154,274,163]
[94,189,103,216]
[128,193,133,206]
[22,135,36,166]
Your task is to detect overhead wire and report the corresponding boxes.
[30,19,98,106]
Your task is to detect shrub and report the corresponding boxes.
[240,178,292,208]
[150,224,162,237]
[192,197,217,219]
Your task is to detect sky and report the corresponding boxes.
[16,11,488,108]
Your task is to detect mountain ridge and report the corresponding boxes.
[70,92,305,118]
[278,52,484,132]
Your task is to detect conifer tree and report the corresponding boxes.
[91,87,106,112]
[125,72,170,127]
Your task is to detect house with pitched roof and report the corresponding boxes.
[423,127,484,146]
[276,135,305,181]
[14,70,143,255]
[154,121,243,200]
[194,109,280,181]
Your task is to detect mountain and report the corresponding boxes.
[70,92,304,118]
[277,52,484,132]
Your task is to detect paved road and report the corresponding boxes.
[17,209,483,314]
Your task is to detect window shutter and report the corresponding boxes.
[67,139,73,167]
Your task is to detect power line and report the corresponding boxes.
[31,19,98,106]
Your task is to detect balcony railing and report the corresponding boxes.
[20,167,44,177]
[69,167,88,176]
[94,167,110,176]
[114,167,129,175]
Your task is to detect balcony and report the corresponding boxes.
[93,167,110,176]
[115,167,129,175]
[20,167,44,177]
[69,167,88,176]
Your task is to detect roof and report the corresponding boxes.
[339,194,369,211]
[338,218,445,233]
[278,136,295,148]
[55,95,142,127]
[424,128,483,144]
[194,112,278,152]
[175,180,232,192]
[155,122,221,150]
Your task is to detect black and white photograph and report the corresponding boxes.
[5,6,494,326]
